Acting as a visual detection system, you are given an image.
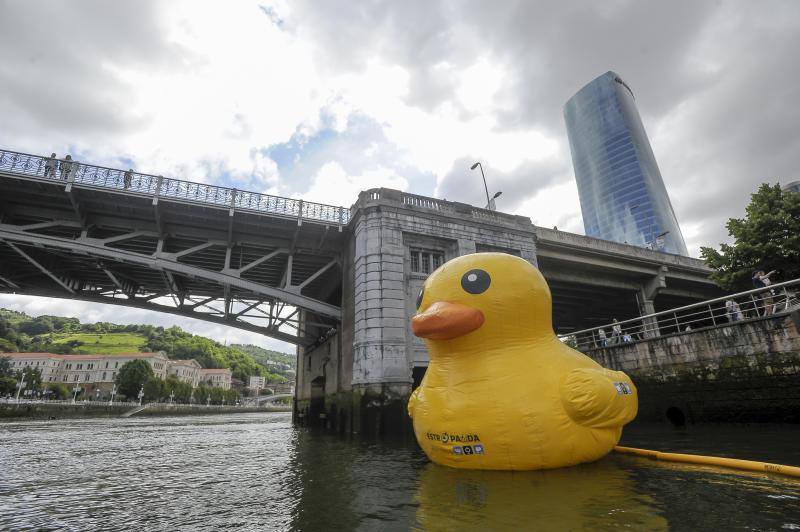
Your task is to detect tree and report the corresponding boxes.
[701,184,800,289]
[115,359,154,399]
[48,382,70,400]
[0,376,17,396]
[16,367,42,392]
[0,355,12,377]
[143,376,166,402]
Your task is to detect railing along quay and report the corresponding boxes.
[561,279,800,351]
[0,148,350,226]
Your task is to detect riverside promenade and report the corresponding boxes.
[0,399,290,421]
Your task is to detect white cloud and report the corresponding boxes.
[299,162,409,207]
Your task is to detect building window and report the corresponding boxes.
[85,374,90,382]
[63,375,67,382]
[77,364,83,370]
[410,249,444,274]
[73,375,79,382]
[102,372,107,380]
[115,362,118,368]
[105,362,109,368]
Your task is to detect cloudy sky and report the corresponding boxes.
[1,1,798,352]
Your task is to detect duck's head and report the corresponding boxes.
[412,253,553,356]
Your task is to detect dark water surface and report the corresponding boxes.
[1,413,799,531]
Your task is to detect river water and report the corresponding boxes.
[1,413,799,530]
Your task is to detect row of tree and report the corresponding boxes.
[116,359,239,404]
[1,357,241,404]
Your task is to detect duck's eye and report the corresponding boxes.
[461,269,490,294]
[416,287,424,309]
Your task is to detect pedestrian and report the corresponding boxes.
[44,153,57,178]
[124,169,133,189]
[622,333,632,343]
[753,269,777,315]
[725,299,743,322]
[597,328,607,347]
[611,319,622,345]
[60,154,73,180]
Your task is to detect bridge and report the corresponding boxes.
[0,148,348,346]
[0,147,722,435]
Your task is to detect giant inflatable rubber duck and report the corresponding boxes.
[408,253,638,470]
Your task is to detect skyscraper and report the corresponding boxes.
[563,71,688,255]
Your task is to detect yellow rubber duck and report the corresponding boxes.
[408,252,638,470]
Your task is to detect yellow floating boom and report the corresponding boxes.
[614,446,800,478]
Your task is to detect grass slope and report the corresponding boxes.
[48,333,147,354]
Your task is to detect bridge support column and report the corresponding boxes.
[638,266,667,338]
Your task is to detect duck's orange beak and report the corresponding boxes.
[412,301,485,340]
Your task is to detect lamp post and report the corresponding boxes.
[470,162,502,211]
[109,384,117,406]
[470,162,491,210]
[72,385,81,404]
[137,385,144,406]
[169,390,175,405]
[15,372,26,402]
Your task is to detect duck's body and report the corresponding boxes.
[409,253,637,470]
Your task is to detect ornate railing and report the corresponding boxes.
[560,278,800,350]
[0,148,350,225]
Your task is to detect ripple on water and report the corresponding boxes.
[2,416,800,531]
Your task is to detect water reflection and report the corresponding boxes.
[2,415,800,531]
[413,460,667,531]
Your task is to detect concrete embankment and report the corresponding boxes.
[0,402,291,421]
[588,311,800,424]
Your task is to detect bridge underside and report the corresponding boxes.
[0,173,346,346]
[538,250,725,334]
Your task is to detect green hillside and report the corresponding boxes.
[48,332,146,354]
[231,344,296,369]
[0,308,291,382]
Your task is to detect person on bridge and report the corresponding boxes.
[60,154,73,180]
[44,153,57,178]
[753,270,777,315]
[597,328,608,347]
[611,319,622,344]
[725,299,743,322]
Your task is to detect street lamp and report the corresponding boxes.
[15,372,26,402]
[470,162,491,209]
[109,384,117,406]
[470,162,501,211]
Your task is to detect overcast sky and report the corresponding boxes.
[1,1,798,352]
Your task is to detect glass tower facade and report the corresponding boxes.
[564,71,688,255]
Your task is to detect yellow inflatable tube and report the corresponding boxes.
[614,446,800,478]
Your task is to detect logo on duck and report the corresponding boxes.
[426,431,481,443]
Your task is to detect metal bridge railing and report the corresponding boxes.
[560,278,800,351]
[0,148,350,225]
